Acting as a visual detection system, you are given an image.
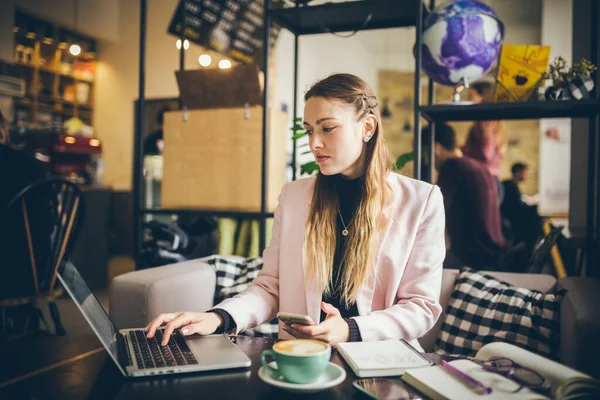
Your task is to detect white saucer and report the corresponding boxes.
[258,361,346,393]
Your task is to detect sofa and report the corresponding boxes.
[109,257,600,378]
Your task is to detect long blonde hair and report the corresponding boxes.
[303,74,393,306]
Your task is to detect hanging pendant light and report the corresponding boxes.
[176,39,189,50]
[198,54,212,67]
[218,59,232,69]
[67,0,81,56]
[70,44,81,56]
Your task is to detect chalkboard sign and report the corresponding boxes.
[168,0,282,69]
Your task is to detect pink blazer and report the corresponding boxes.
[216,172,446,350]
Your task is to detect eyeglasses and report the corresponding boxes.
[475,357,552,395]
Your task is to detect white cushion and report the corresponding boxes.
[109,259,216,329]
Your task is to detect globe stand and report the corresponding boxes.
[451,78,474,105]
[439,78,475,105]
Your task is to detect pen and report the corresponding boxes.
[441,360,493,395]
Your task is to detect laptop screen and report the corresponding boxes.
[57,260,121,368]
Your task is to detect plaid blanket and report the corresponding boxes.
[203,255,279,338]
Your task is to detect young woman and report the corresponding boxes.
[146,74,446,349]
[464,81,508,204]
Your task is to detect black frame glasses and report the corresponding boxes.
[477,357,552,395]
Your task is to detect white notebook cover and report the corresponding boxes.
[337,339,433,378]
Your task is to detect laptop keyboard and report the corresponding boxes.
[129,329,198,369]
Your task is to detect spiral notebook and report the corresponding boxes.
[337,339,433,378]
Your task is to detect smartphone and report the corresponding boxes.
[353,378,422,400]
[277,312,317,326]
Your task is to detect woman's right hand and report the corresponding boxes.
[145,312,223,346]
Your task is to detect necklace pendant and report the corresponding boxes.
[342,229,349,236]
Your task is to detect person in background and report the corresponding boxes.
[502,162,541,261]
[464,81,507,204]
[146,74,446,349]
[468,81,495,104]
[0,111,47,306]
[431,123,508,270]
[503,162,529,208]
[0,111,47,213]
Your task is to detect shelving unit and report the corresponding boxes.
[269,0,419,34]
[12,12,97,127]
[133,1,280,267]
[413,2,600,277]
[132,0,424,266]
[420,99,600,122]
[261,0,428,254]
[133,0,598,275]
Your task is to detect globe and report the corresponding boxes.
[421,0,504,87]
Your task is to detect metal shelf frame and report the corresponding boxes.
[413,1,600,276]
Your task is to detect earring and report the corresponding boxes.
[363,135,372,143]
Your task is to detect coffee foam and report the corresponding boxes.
[273,339,328,355]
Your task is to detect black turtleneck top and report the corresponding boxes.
[319,174,363,341]
[211,174,364,342]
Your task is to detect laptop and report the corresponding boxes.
[57,260,251,377]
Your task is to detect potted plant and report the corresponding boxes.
[543,57,597,100]
[290,117,319,176]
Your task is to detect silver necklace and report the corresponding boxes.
[337,207,352,236]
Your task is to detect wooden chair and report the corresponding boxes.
[0,178,84,343]
[542,219,567,278]
[526,224,564,275]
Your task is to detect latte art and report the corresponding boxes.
[274,339,328,355]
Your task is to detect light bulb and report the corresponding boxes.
[176,39,189,50]
[198,54,212,67]
[218,59,232,69]
[69,44,81,56]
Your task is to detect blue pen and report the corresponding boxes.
[441,360,493,395]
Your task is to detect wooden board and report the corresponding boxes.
[162,107,288,212]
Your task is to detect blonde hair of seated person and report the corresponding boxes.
[302,74,393,307]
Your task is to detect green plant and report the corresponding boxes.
[394,151,414,171]
[542,56,598,86]
[393,147,430,171]
[291,117,319,176]
[572,58,598,77]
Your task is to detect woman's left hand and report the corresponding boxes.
[282,302,350,346]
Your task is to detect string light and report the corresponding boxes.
[218,59,232,69]
[198,54,212,67]
[176,39,189,50]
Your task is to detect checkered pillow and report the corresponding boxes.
[434,268,566,359]
[203,255,278,338]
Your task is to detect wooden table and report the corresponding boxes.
[1,335,436,399]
